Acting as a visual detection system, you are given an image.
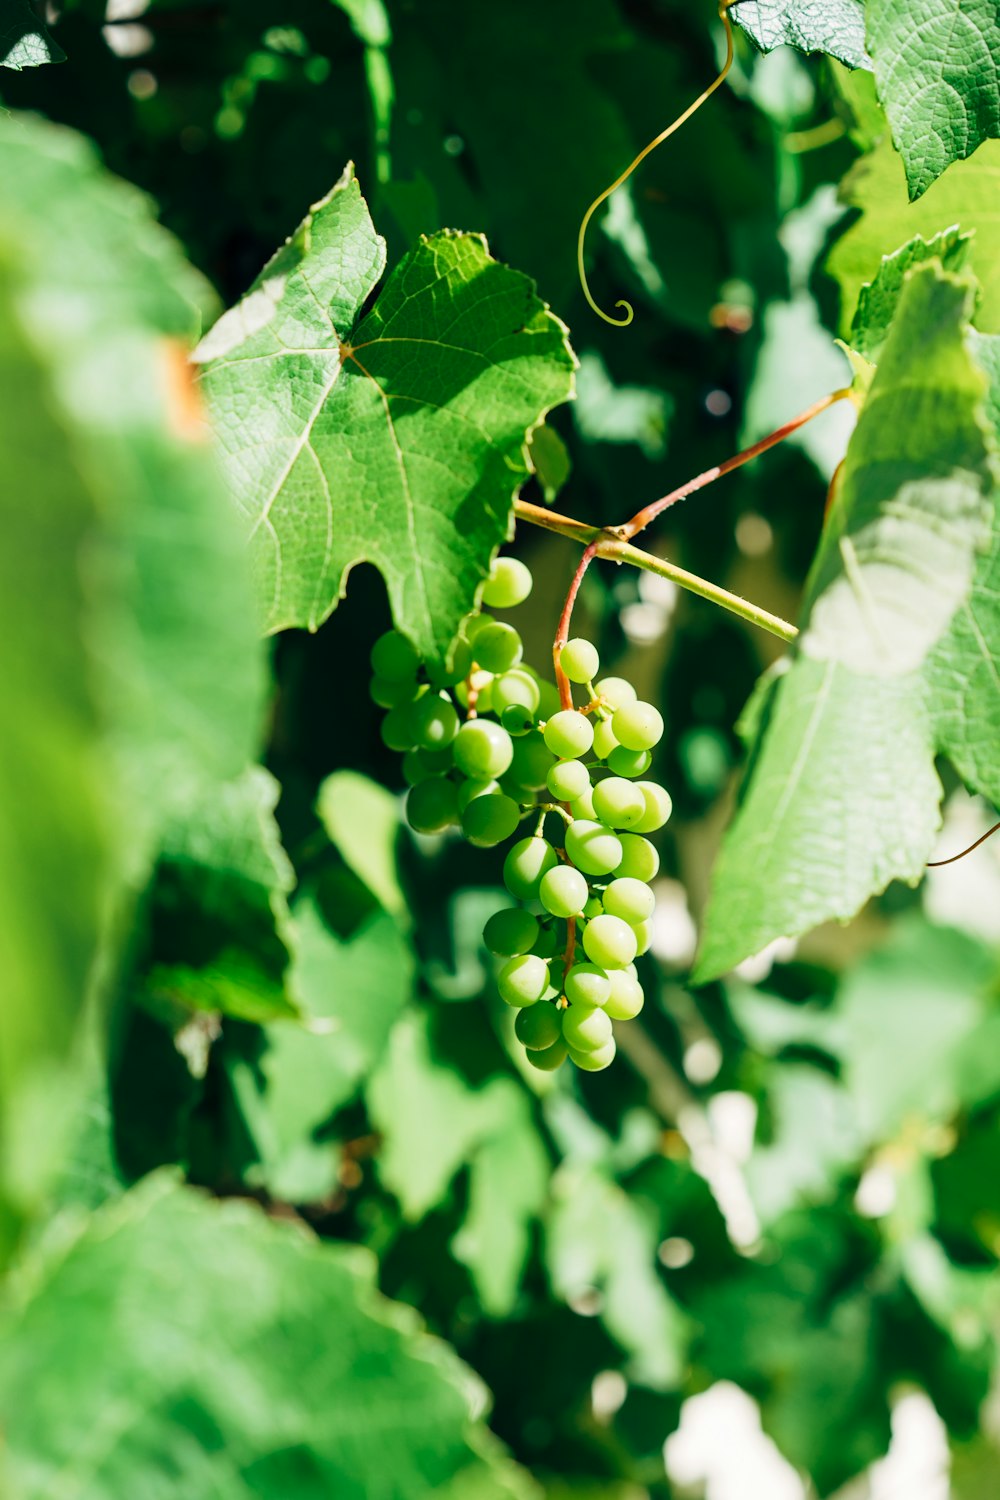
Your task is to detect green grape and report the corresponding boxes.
[592,718,619,760]
[527,1038,567,1072]
[503,836,558,900]
[569,1039,616,1072]
[615,834,660,882]
[543,710,595,759]
[565,819,623,877]
[606,745,652,778]
[507,731,555,790]
[582,913,637,969]
[498,953,550,1007]
[501,704,535,736]
[532,921,562,958]
[464,612,495,640]
[515,1002,563,1050]
[632,920,652,956]
[603,877,655,924]
[456,776,500,812]
[409,691,460,750]
[592,776,647,829]
[475,680,495,715]
[474,621,523,673]
[483,907,539,956]
[539,864,589,918]
[583,895,603,919]
[406,777,458,833]
[562,1003,613,1052]
[596,677,636,709]
[371,674,419,709]
[381,703,419,752]
[453,719,514,779]
[371,628,421,681]
[482,555,533,609]
[535,678,562,719]
[427,636,474,689]
[570,788,596,821]
[564,963,610,1008]
[461,793,521,847]
[403,747,451,786]
[613,700,664,751]
[546,759,591,802]
[560,638,600,684]
[604,967,644,1020]
[631,781,673,834]
[492,669,540,716]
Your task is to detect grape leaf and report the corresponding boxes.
[695,265,997,980]
[0,1177,538,1500]
[729,0,871,70]
[828,137,1000,334]
[866,0,1000,199]
[1,0,64,68]
[197,164,575,663]
[849,227,973,361]
[317,769,406,919]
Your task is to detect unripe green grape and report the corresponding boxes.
[535,678,562,719]
[565,819,623,877]
[604,968,644,1020]
[371,629,421,681]
[582,913,638,970]
[632,781,673,834]
[371,674,419,709]
[453,719,514,779]
[562,1003,613,1052]
[615,834,660,882]
[570,788,597,821]
[531,921,561,958]
[503,836,558,900]
[475,681,495,715]
[612,700,664,751]
[543,710,594,759]
[560,638,600,684]
[381,703,419,752]
[409,692,459,750]
[515,1002,563,1050]
[527,1039,567,1072]
[406,777,458,833]
[501,704,535,736]
[474,621,523,673]
[482,555,533,609]
[546,759,591,802]
[603,877,655,924]
[483,907,539,956]
[457,777,500,812]
[564,963,611,1008]
[403,747,451,786]
[596,676,637,710]
[507,732,555,790]
[427,636,474,688]
[592,776,647,830]
[592,718,619,760]
[583,895,603,919]
[570,1039,616,1072]
[498,953,550,1007]
[539,864,589,918]
[607,745,653,778]
[461,793,521,847]
[632,920,652,956]
[464,612,495,640]
[492,669,540,716]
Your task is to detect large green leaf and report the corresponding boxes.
[696,265,997,980]
[0,256,112,1258]
[849,228,973,362]
[0,1177,537,1500]
[0,0,64,68]
[197,164,575,663]
[730,0,870,69]
[866,0,1000,199]
[828,137,1000,333]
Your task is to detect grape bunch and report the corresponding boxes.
[370,554,672,1074]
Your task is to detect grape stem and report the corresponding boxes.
[553,542,598,708]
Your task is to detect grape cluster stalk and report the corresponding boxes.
[369,554,672,1074]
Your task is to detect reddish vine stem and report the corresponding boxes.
[553,541,599,709]
[620,387,853,540]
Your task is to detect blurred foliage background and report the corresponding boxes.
[2,2,1000,1498]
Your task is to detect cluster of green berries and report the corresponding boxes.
[370,554,672,1075]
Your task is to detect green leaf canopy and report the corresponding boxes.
[197,164,575,664]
